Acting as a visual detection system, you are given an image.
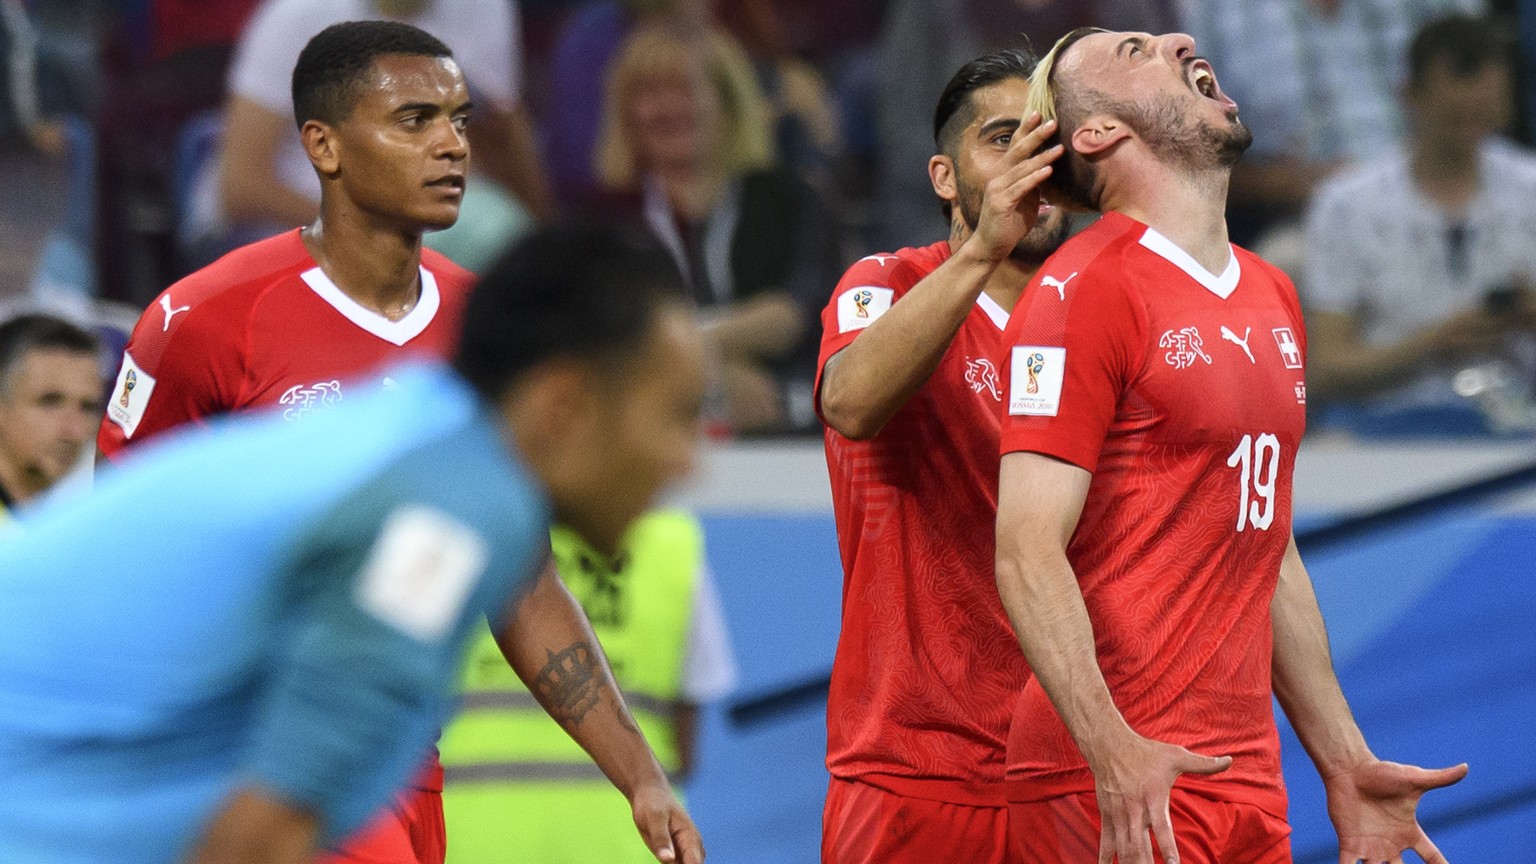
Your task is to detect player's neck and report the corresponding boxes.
[301,216,423,321]
[1101,161,1232,275]
[948,223,1036,311]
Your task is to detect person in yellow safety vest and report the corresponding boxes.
[440,508,738,863]
[0,313,103,523]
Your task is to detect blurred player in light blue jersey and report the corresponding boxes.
[0,223,709,864]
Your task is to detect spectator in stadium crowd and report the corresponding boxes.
[873,0,1177,249]
[548,0,843,201]
[713,0,844,178]
[189,0,553,268]
[0,313,101,517]
[1177,0,1483,244]
[441,509,737,863]
[532,0,708,203]
[592,22,841,434]
[1305,13,1536,435]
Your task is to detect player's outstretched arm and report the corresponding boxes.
[820,114,1061,440]
[493,557,705,864]
[1270,535,1467,864]
[996,452,1231,864]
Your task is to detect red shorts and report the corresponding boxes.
[1009,788,1290,864]
[321,787,446,864]
[822,777,1016,864]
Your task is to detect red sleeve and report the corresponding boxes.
[813,253,925,419]
[999,262,1145,472]
[97,293,248,460]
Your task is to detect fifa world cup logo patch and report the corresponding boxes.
[118,369,137,408]
[1025,352,1045,394]
[852,289,874,318]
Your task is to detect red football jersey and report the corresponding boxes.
[99,229,472,460]
[998,213,1308,817]
[818,243,1030,805]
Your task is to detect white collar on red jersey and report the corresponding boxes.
[1137,227,1241,300]
[299,266,442,346]
[976,291,1009,329]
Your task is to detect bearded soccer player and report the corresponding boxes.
[97,21,477,864]
[994,28,1467,864]
[815,49,1066,863]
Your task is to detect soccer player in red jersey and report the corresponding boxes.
[99,21,484,864]
[994,28,1467,864]
[99,22,473,459]
[815,49,1066,864]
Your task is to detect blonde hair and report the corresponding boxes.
[1028,27,1109,211]
[1026,27,1108,129]
[593,23,775,190]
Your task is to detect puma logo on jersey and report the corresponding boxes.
[160,295,191,331]
[964,356,1001,401]
[1220,325,1255,363]
[1041,272,1078,300]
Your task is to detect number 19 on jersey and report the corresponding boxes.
[1227,433,1280,532]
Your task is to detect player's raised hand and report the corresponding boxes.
[971,112,1063,262]
[1324,758,1467,864]
[1090,733,1232,864]
[631,782,705,864]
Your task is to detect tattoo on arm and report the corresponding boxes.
[534,642,604,727]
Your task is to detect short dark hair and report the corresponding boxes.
[454,221,688,402]
[291,20,454,129]
[932,47,1038,221]
[0,313,100,387]
[1408,14,1512,91]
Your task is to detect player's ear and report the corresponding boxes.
[929,154,958,207]
[302,120,341,177]
[1069,113,1130,157]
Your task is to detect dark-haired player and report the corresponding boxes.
[814,48,1063,864]
[0,222,706,864]
[0,314,101,517]
[98,20,472,864]
[100,20,472,458]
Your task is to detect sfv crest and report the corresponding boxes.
[279,380,343,420]
[965,356,1002,401]
[1160,327,1212,370]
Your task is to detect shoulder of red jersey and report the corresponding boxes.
[839,242,952,293]
[1232,244,1296,291]
[826,242,952,334]
[130,229,315,363]
[1019,213,1146,311]
[421,246,476,293]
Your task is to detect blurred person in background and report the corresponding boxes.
[0,312,101,517]
[872,0,1177,249]
[188,0,553,269]
[547,0,843,203]
[1177,0,1482,247]
[592,22,840,434]
[0,221,708,864]
[817,48,1065,863]
[441,509,736,863]
[1305,13,1536,435]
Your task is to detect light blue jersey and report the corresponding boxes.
[0,362,551,863]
